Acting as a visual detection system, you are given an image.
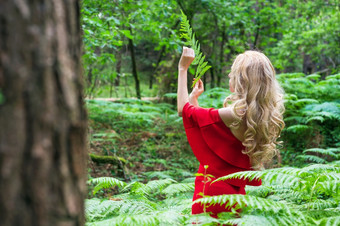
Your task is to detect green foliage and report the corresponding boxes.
[180,10,211,87]
[195,162,340,225]
[89,177,127,195]
[87,99,176,132]
[86,162,340,225]
[86,177,193,225]
[279,73,340,161]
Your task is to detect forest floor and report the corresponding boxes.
[87,98,197,197]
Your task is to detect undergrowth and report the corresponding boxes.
[86,72,340,225]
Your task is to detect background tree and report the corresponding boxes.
[0,0,87,225]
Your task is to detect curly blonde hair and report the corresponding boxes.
[224,51,285,170]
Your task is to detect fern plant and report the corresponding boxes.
[297,148,340,164]
[86,162,340,225]
[86,177,195,225]
[180,10,211,87]
[195,162,340,225]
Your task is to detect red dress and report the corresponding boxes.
[182,102,261,217]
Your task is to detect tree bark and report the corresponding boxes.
[0,1,87,225]
[150,45,165,89]
[114,48,122,86]
[217,24,226,87]
[128,28,141,99]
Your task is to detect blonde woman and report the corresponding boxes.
[177,47,285,217]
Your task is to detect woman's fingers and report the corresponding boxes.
[179,46,195,70]
[183,46,195,58]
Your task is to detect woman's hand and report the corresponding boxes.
[189,79,204,107]
[190,79,204,98]
[178,46,195,71]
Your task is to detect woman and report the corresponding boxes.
[177,47,285,217]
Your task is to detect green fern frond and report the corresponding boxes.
[306,74,321,81]
[85,199,122,222]
[222,213,310,226]
[297,155,328,164]
[134,178,176,196]
[160,197,192,212]
[303,148,339,158]
[245,185,272,198]
[294,98,319,107]
[304,102,340,114]
[318,172,340,182]
[180,10,211,87]
[194,194,292,213]
[161,182,195,197]
[300,199,338,210]
[89,177,127,195]
[118,199,157,215]
[311,111,340,121]
[317,181,340,196]
[305,208,340,220]
[317,216,340,226]
[214,168,301,187]
[285,124,311,133]
[277,73,305,79]
[301,164,339,173]
[86,213,160,226]
[306,116,325,123]
[325,73,340,80]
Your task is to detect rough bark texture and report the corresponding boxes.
[0,1,87,226]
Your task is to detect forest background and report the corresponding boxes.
[83,0,340,225]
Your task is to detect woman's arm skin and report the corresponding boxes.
[189,79,204,107]
[177,47,195,116]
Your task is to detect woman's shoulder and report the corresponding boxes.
[218,107,235,128]
[218,107,247,142]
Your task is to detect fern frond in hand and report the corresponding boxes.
[180,10,211,87]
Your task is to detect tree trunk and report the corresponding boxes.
[0,1,87,226]
[115,48,122,86]
[210,67,216,88]
[217,24,226,87]
[150,45,166,89]
[128,28,141,99]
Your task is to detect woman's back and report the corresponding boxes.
[218,107,247,143]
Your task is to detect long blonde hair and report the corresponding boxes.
[224,51,285,170]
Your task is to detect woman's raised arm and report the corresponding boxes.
[177,47,195,116]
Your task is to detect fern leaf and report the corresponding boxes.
[180,10,211,87]
[89,177,127,195]
[222,214,307,226]
[297,155,328,164]
[285,124,311,133]
[306,74,321,81]
[302,164,339,173]
[300,199,338,210]
[134,178,176,196]
[245,185,272,198]
[306,116,325,123]
[303,148,339,158]
[214,168,301,187]
[161,182,195,197]
[194,194,291,213]
[86,214,160,226]
[317,216,340,226]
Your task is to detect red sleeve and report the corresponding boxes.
[182,102,220,128]
[182,102,198,129]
